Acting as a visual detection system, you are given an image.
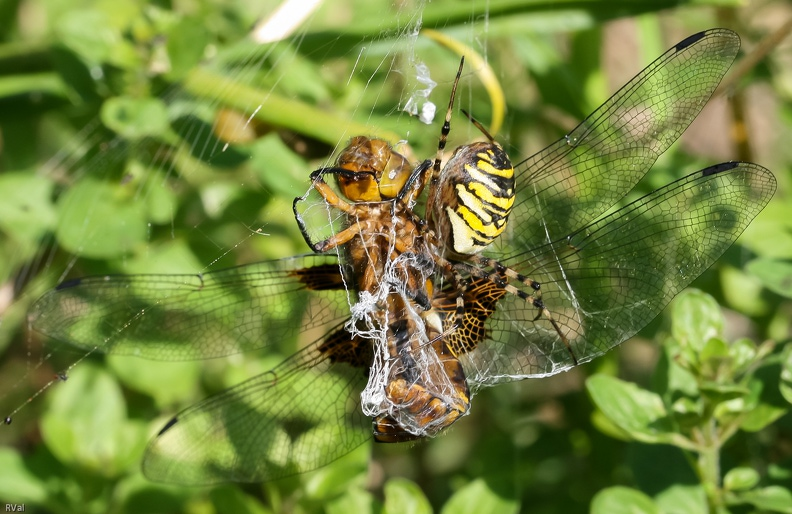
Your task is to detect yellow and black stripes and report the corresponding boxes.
[443,144,515,254]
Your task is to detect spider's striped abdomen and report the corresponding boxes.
[432,141,515,255]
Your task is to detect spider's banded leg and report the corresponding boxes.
[469,255,542,292]
[450,267,469,331]
[460,109,496,143]
[425,57,465,222]
[452,261,577,365]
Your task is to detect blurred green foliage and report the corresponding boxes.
[0,0,791,513]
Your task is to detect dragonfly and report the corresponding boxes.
[28,28,775,484]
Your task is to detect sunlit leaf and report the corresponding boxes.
[591,486,658,514]
[441,479,519,514]
[587,375,675,444]
[724,467,760,491]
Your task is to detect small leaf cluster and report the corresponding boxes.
[589,290,791,514]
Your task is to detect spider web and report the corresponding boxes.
[0,0,505,471]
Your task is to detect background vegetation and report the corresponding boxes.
[0,0,791,512]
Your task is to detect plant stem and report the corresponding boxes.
[698,417,724,513]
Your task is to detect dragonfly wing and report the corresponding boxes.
[142,330,371,484]
[499,29,741,253]
[29,254,348,360]
[462,162,775,386]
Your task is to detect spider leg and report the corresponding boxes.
[452,259,577,365]
[424,57,465,223]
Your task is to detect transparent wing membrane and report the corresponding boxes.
[30,254,346,360]
[505,29,741,250]
[142,345,369,484]
[463,162,775,386]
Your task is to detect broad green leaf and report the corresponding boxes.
[55,178,148,259]
[587,375,675,444]
[591,409,633,442]
[769,463,792,481]
[738,486,792,513]
[654,484,707,514]
[670,290,723,352]
[724,467,760,491]
[166,18,210,80]
[101,96,171,139]
[441,479,519,514]
[303,444,370,501]
[40,363,149,477]
[657,342,699,398]
[326,486,377,514]
[700,337,730,361]
[107,355,201,408]
[119,239,204,276]
[55,9,122,65]
[591,486,658,514]
[0,448,48,503]
[698,381,750,405]
[210,485,272,514]
[741,403,787,432]
[248,133,312,197]
[0,172,57,243]
[384,478,432,514]
[746,258,792,299]
[741,378,787,432]
[730,338,758,374]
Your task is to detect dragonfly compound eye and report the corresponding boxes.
[335,136,413,201]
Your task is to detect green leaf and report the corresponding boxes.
[780,344,792,405]
[730,338,758,374]
[210,485,272,514]
[654,484,707,514]
[303,444,370,501]
[670,290,724,352]
[741,402,787,432]
[698,381,750,405]
[55,178,148,259]
[741,378,787,432]
[700,337,730,361]
[248,133,311,197]
[165,18,210,80]
[746,258,792,299]
[656,342,699,398]
[769,463,792,481]
[101,96,171,139]
[724,467,760,491]
[107,355,201,408]
[0,447,48,503]
[738,486,792,513]
[587,375,675,444]
[440,479,519,514]
[591,486,658,514]
[119,239,204,275]
[384,478,432,514]
[326,486,377,514]
[0,172,57,243]
[40,363,149,477]
[56,9,121,65]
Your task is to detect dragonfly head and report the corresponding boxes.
[335,136,413,201]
